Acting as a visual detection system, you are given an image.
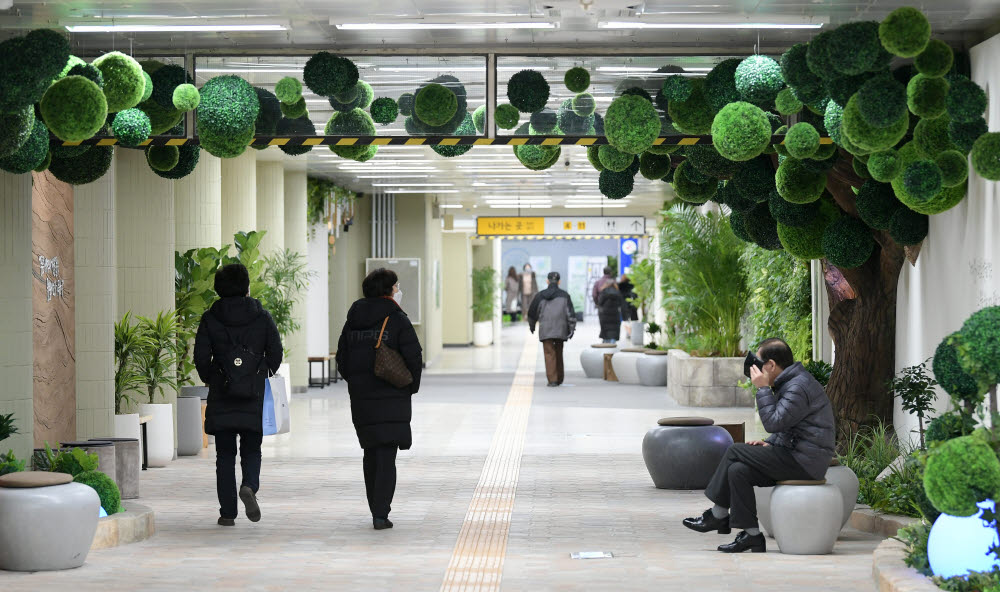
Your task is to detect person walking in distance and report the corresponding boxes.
[518,263,538,322]
[504,266,521,322]
[336,268,423,530]
[527,271,577,387]
[194,263,283,527]
[597,281,627,344]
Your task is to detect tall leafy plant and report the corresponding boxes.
[740,244,812,361]
[627,257,655,322]
[658,205,748,357]
[135,311,180,405]
[114,311,149,414]
[174,246,229,386]
[260,249,314,347]
[0,413,18,444]
[889,360,938,450]
[472,267,498,323]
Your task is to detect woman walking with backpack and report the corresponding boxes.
[336,268,423,530]
[194,263,283,526]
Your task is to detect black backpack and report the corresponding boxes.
[210,313,265,400]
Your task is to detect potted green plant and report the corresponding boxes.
[472,267,497,347]
[113,311,148,445]
[889,360,938,450]
[135,311,179,468]
[627,257,655,346]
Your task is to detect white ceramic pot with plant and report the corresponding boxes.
[134,311,180,468]
[472,267,498,347]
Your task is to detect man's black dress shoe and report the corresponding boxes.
[373,518,394,530]
[718,531,766,553]
[682,509,731,534]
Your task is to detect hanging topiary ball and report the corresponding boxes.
[889,207,929,245]
[915,39,954,78]
[111,108,152,147]
[660,75,691,102]
[605,94,661,155]
[639,151,672,180]
[902,159,944,200]
[710,101,771,162]
[775,88,803,116]
[734,55,784,106]
[777,200,840,259]
[0,105,35,159]
[769,192,820,228]
[856,180,903,229]
[48,144,114,185]
[171,83,200,112]
[867,149,904,182]
[705,58,742,112]
[370,97,399,125]
[529,108,558,134]
[324,108,377,161]
[572,93,596,117]
[599,168,634,199]
[279,97,308,119]
[784,122,821,160]
[824,100,845,146]
[274,76,303,104]
[40,75,108,142]
[668,78,714,135]
[823,216,875,268]
[971,132,1000,181]
[827,21,882,76]
[93,51,147,113]
[842,94,909,152]
[855,74,907,128]
[776,158,827,204]
[564,67,590,93]
[0,118,49,174]
[907,74,950,118]
[914,115,959,159]
[146,144,180,171]
[879,7,932,58]
[303,52,358,97]
[946,76,988,124]
[67,63,104,89]
[949,117,988,154]
[507,70,550,114]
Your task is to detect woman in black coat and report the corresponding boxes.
[336,268,423,530]
[194,263,283,527]
[597,282,627,344]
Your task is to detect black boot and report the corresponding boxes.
[373,517,394,530]
[682,509,731,534]
[718,531,766,553]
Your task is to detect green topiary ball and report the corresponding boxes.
[914,114,959,159]
[33,151,52,173]
[0,105,35,159]
[949,117,988,154]
[935,150,969,187]
[598,144,633,172]
[823,216,874,268]
[776,158,827,204]
[639,151,672,180]
[856,74,907,128]
[684,145,738,179]
[734,55,784,106]
[146,145,180,171]
[197,75,260,137]
[781,44,823,90]
[669,78,714,135]
[915,39,954,78]
[842,94,909,152]
[514,143,560,170]
[200,125,255,159]
[329,80,374,112]
[892,142,967,213]
[279,97,307,119]
[507,70,550,114]
[140,71,153,103]
[49,145,114,185]
[0,30,71,112]
[671,161,718,204]
[716,181,753,212]
[620,86,652,103]
[807,31,838,80]
[954,306,1000,387]
[111,108,152,147]
[769,192,820,228]
[529,108,558,134]
[152,144,200,179]
[432,113,476,158]
[370,97,399,125]
[41,76,108,142]
[68,64,105,89]
[139,97,183,135]
[149,64,192,110]
[879,7,931,58]
[325,108,377,161]
[889,206,929,245]
[599,168,634,199]
[868,149,903,182]
[396,92,414,117]
[605,94,661,155]
[777,200,839,259]
[907,74,949,119]
[775,88,803,116]
[729,210,754,242]
[824,100,845,146]
[923,435,1000,517]
[171,83,200,112]
[274,76,302,104]
[303,52,358,97]
[471,105,487,134]
[732,156,776,201]
[710,101,771,162]
[933,333,984,403]
[947,76,988,124]
[971,132,1000,181]
[925,412,978,444]
[0,119,49,174]
[251,87,280,141]
[902,160,943,200]
[74,470,121,515]
[856,180,903,230]
[828,21,882,76]
[660,75,691,102]
[705,58,742,112]
[93,51,146,113]
[495,103,519,130]
[745,202,783,250]
[571,93,596,118]
[586,145,604,171]
[275,116,315,156]
[785,122,820,160]
[564,67,590,93]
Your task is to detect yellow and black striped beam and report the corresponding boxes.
[56,135,835,147]
[477,234,646,240]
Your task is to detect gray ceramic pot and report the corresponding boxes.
[0,481,100,571]
[641,425,733,489]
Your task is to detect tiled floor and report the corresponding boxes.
[0,322,881,591]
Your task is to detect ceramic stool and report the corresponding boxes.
[581,344,617,379]
[824,459,860,529]
[0,471,100,571]
[769,480,843,554]
[637,350,669,386]
[611,348,646,385]
[89,438,141,499]
[177,394,204,456]
[61,440,116,488]
[642,417,734,489]
[754,486,774,537]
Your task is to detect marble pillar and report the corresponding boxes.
[283,170,308,390]
[221,151,256,244]
[74,163,116,439]
[307,223,330,366]
[255,161,285,256]
[175,152,222,253]
[0,172,34,459]
[32,171,76,447]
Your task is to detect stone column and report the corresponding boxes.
[307,223,330,368]
[0,172,34,459]
[255,161,285,256]
[221,150,256,245]
[74,162,116,439]
[175,152,222,253]
[283,170,308,390]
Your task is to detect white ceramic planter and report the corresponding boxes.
[755,486,774,537]
[629,321,645,346]
[611,348,645,384]
[473,321,493,347]
[580,344,618,379]
[770,483,843,555]
[0,481,100,571]
[176,394,204,457]
[114,413,141,462]
[824,464,861,529]
[637,351,669,386]
[139,403,174,468]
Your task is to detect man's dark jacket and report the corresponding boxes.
[194,297,283,435]
[757,362,836,479]
[527,284,576,341]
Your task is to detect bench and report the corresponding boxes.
[308,356,329,387]
[768,479,842,554]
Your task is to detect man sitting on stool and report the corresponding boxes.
[682,338,835,553]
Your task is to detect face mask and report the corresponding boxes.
[393,290,403,305]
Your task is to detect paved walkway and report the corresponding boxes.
[1,322,881,591]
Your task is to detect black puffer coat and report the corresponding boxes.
[758,362,836,479]
[336,297,423,450]
[194,297,283,435]
[597,286,627,341]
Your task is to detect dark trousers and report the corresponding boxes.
[704,443,812,529]
[215,430,263,519]
[542,339,565,384]
[363,446,398,519]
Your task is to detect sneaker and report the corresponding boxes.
[239,485,261,523]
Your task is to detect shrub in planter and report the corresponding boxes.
[74,470,122,515]
[53,447,99,477]
[923,434,1000,517]
[93,51,147,112]
[507,70,549,113]
[41,75,108,142]
[303,52,358,97]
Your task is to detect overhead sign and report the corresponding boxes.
[476,216,645,236]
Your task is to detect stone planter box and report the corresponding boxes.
[872,538,941,592]
[667,350,754,407]
[91,502,156,550]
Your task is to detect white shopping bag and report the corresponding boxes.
[262,374,291,436]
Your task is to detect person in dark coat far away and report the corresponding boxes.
[194,263,283,527]
[592,265,616,306]
[528,271,577,387]
[683,338,835,553]
[618,275,639,322]
[336,268,423,530]
[597,282,627,344]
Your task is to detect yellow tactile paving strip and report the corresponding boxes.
[440,337,539,592]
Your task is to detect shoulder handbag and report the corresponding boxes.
[374,315,414,388]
